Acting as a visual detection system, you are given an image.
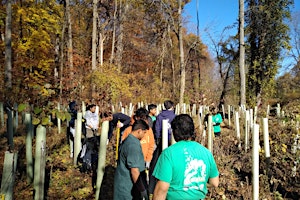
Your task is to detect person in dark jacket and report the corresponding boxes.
[68,101,78,158]
[101,111,131,142]
[154,100,176,144]
[149,100,176,198]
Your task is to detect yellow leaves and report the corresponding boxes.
[281,144,287,153]
[42,117,52,126]
[32,117,40,125]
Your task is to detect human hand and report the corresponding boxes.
[146,162,150,169]
[117,122,124,128]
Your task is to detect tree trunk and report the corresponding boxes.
[167,25,176,96]
[98,15,107,69]
[5,0,12,91]
[98,32,104,68]
[239,0,246,106]
[178,0,185,105]
[66,0,74,81]
[116,1,127,72]
[92,0,98,70]
[59,9,67,103]
[110,0,117,65]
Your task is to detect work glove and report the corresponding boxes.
[141,190,149,200]
[117,122,124,128]
[146,162,150,169]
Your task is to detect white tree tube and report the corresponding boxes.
[262,118,270,158]
[95,120,109,200]
[245,110,250,152]
[162,120,169,150]
[252,124,260,200]
[207,115,213,153]
[235,112,241,150]
[74,112,82,165]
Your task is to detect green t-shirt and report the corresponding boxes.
[153,141,219,200]
[212,113,222,133]
[113,134,145,200]
[150,115,156,122]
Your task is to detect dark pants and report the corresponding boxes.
[131,171,148,200]
[148,141,162,194]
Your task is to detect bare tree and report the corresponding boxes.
[110,0,117,65]
[66,0,74,78]
[178,0,185,105]
[115,0,128,71]
[92,0,98,70]
[5,0,12,91]
[239,0,246,106]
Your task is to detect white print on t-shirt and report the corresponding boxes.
[183,148,206,191]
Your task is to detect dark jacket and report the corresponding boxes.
[154,110,176,140]
[68,101,77,128]
[108,113,131,139]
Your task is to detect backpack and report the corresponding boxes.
[77,137,99,173]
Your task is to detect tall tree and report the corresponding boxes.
[5,0,12,92]
[92,0,98,70]
[178,0,185,105]
[245,0,293,107]
[66,0,74,80]
[115,0,127,71]
[110,0,117,65]
[239,0,246,106]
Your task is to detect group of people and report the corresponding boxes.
[68,100,222,200]
[113,100,221,200]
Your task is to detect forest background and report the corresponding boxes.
[0,0,300,199]
[0,0,299,111]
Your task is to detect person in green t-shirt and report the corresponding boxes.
[153,114,219,200]
[113,120,150,200]
[211,106,223,137]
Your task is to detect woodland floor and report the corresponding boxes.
[0,111,299,199]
